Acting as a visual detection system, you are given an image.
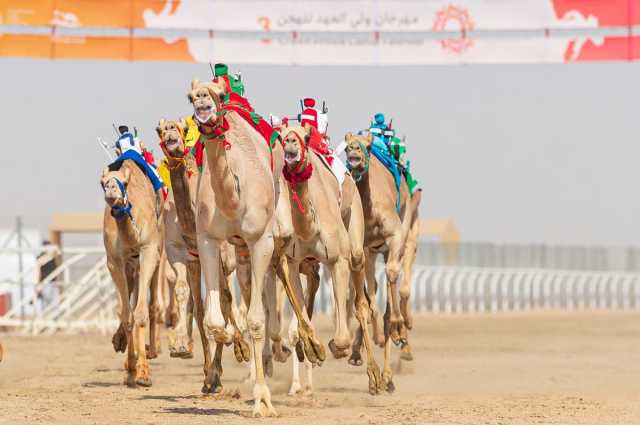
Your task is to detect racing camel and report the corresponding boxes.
[343,131,422,391]
[189,80,324,416]
[101,159,162,387]
[280,123,384,395]
[157,118,248,392]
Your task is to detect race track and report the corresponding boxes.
[1,312,639,424]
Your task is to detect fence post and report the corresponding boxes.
[16,216,25,321]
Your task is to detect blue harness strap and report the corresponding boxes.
[109,178,133,220]
[110,150,164,191]
[370,135,401,213]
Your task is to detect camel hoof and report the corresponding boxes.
[288,382,302,396]
[348,350,363,366]
[367,362,383,395]
[263,355,274,378]
[405,315,413,330]
[382,372,395,394]
[400,343,414,361]
[233,335,251,363]
[145,344,158,360]
[203,369,223,394]
[136,377,152,387]
[272,341,291,363]
[253,403,278,418]
[111,323,127,353]
[170,347,194,359]
[328,339,349,359]
[124,375,136,388]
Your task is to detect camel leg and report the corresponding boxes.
[247,234,277,417]
[349,325,364,366]
[382,279,395,393]
[399,218,419,361]
[107,258,135,386]
[186,257,212,390]
[236,255,254,384]
[300,262,320,319]
[265,269,289,364]
[169,261,193,359]
[327,257,352,359]
[198,236,229,394]
[364,250,385,347]
[147,264,161,360]
[277,257,325,366]
[287,313,302,396]
[353,265,383,395]
[219,256,250,364]
[133,245,158,387]
[384,232,407,346]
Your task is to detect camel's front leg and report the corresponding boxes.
[133,245,159,387]
[265,269,289,365]
[107,258,134,386]
[169,261,193,359]
[277,257,325,366]
[186,257,212,388]
[364,250,385,347]
[198,236,228,394]
[327,257,352,359]
[248,234,277,417]
[219,257,250,363]
[147,263,162,360]
[384,232,407,346]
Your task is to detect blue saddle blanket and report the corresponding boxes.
[370,136,401,212]
[109,150,164,191]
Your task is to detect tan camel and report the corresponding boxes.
[0,343,3,362]
[157,118,247,393]
[189,80,324,416]
[280,123,383,395]
[101,159,162,387]
[343,132,422,390]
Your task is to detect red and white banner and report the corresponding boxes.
[1,0,639,64]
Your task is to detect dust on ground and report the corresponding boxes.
[1,312,640,424]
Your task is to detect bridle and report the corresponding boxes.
[102,177,133,220]
[281,128,314,214]
[196,87,231,150]
[159,124,193,176]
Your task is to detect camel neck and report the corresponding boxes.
[356,170,374,219]
[168,159,197,241]
[288,176,318,241]
[204,135,241,216]
[114,213,139,245]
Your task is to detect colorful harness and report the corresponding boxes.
[281,129,313,214]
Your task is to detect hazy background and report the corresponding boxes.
[1,58,638,245]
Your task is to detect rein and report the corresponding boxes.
[281,129,313,214]
[346,141,370,182]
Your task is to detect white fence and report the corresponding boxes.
[3,244,640,335]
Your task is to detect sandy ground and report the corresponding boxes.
[1,312,640,424]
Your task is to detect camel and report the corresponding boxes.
[0,343,3,362]
[280,123,384,395]
[157,118,247,392]
[101,159,163,387]
[189,79,325,416]
[343,132,422,391]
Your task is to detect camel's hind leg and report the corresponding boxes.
[167,259,193,359]
[399,218,419,361]
[384,232,407,346]
[147,262,162,360]
[186,257,212,391]
[327,257,352,359]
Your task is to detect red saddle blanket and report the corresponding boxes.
[307,126,333,166]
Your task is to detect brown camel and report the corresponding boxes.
[101,159,162,387]
[189,80,324,416]
[157,118,245,392]
[343,132,422,391]
[280,123,383,395]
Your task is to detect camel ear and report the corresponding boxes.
[100,166,110,180]
[191,79,200,90]
[179,118,188,133]
[345,132,353,141]
[156,119,165,137]
[367,132,373,143]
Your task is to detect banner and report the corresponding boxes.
[1,0,639,64]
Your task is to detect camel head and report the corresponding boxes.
[187,79,225,124]
[280,122,311,172]
[157,118,189,158]
[100,165,132,210]
[344,131,372,175]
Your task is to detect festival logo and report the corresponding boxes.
[432,5,474,55]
